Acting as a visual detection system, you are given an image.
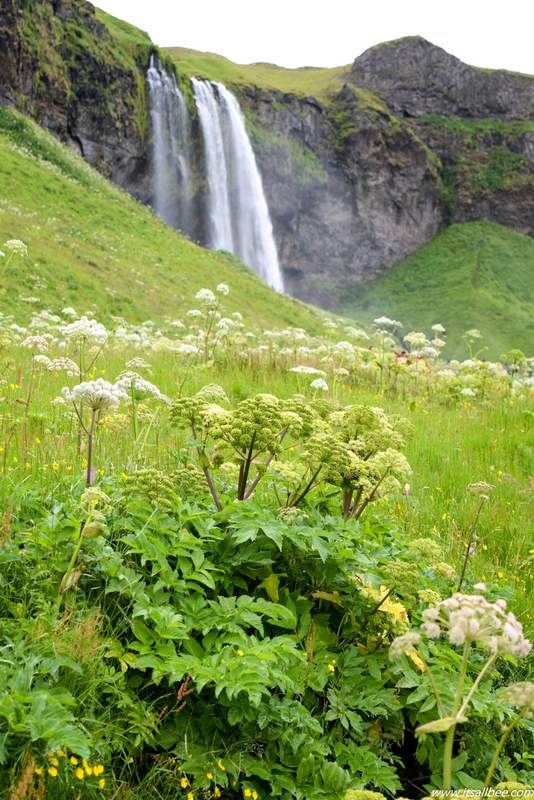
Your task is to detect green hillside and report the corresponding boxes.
[341,222,534,358]
[165,47,349,98]
[0,107,324,331]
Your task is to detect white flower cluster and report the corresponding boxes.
[421,591,531,657]
[195,288,217,307]
[62,379,127,412]
[21,335,49,353]
[4,239,28,257]
[47,357,80,377]
[389,632,422,661]
[62,316,108,344]
[115,371,163,399]
[500,681,534,716]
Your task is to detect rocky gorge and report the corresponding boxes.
[1,0,534,307]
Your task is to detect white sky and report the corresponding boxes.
[92,0,534,74]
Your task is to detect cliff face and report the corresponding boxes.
[0,0,152,195]
[241,85,443,306]
[1,3,534,309]
[240,38,534,304]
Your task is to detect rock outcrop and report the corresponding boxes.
[347,36,534,120]
[0,0,151,194]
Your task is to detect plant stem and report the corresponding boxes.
[443,642,471,790]
[457,497,485,591]
[86,409,97,486]
[484,711,525,787]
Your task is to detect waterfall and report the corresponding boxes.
[147,60,284,292]
[192,79,284,292]
[146,54,193,235]
[191,78,234,253]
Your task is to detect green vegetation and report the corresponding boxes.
[0,279,533,797]
[0,108,324,332]
[165,47,349,98]
[342,222,534,358]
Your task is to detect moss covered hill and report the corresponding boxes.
[341,222,534,359]
[0,107,324,331]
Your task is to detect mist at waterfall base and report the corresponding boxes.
[147,57,284,293]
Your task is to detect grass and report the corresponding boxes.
[341,222,534,359]
[164,47,349,99]
[0,108,326,332]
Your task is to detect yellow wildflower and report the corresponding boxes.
[252,791,258,800]
[244,790,252,798]
[70,756,79,765]
[180,777,189,788]
[75,767,85,780]
[94,764,105,775]
[187,793,194,800]
[98,778,106,790]
[217,759,225,771]
[48,767,58,778]
[48,756,59,767]
[34,766,44,776]
[57,749,66,757]
[206,772,214,780]
[214,788,222,798]
[236,648,244,657]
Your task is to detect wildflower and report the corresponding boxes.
[244,790,252,798]
[420,592,531,656]
[93,764,105,776]
[327,660,336,673]
[236,648,245,657]
[214,788,222,798]
[289,365,326,376]
[389,632,422,661]
[216,282,230,295]
[499,682,534,716]
[34,766,44,776]
[217,759,226,771]
[206,772,214,780]
[180,776,189,788]
[4,239,28,257]
[187,793,194,800]
[47,767,58,777]
[70,756,79,765]
[98,778,106,790]
[373,316,402,330]
[62,379,127,412]
[75,767,85,779]
[195,288,217,306]
[310,377,328,392]
[62,316,108,344]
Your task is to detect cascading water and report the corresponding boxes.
[191,78,234,253]
[192,79,284,292]
[146,54,193,235]
[147,61,284,292]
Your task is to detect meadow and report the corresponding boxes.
[1,262,533,799]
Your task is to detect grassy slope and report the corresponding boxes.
[165,47,349,98]
[341,222,534,358]
[0,108,325,332]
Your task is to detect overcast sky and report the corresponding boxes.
[93,0,534,74]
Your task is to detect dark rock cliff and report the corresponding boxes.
[0,0,152,195]
[1,3,534,308]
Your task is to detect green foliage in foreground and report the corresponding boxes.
[341,222,534,359]
[0,107,324,333]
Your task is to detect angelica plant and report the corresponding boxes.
[62,379,127,484]
[390,587,532,789]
